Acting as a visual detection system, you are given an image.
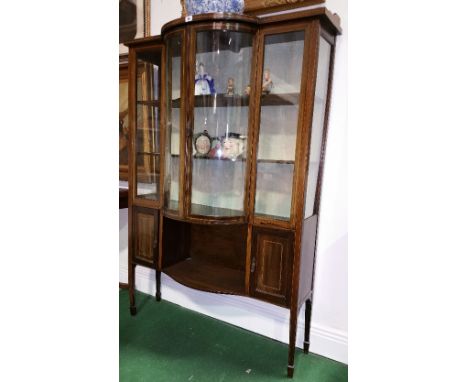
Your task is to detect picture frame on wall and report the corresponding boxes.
[119,0,151,54]
[244,0,324,15]
[119,56,130,180]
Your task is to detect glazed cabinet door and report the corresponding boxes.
[252,27,307,225]
[250,227,293,307]
[164,33,184,215]
[187,27,255,220]
[131,45,163,207]
[132,207,159,267]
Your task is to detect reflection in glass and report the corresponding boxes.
[304,37,331,218]
[135,50,161,201]
[190,30,253,217]
[254,31,305,220]
[164,35,182,212]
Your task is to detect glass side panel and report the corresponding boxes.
[254,31,305,221]
[190,30,253,217]
[164,34,182,212]
[135,50,161,201]
[304,37,332,218]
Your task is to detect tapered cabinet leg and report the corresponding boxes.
[287,310,298,378]
[129,264,137,315]
[155,270,161,301]
[304,299,312,354]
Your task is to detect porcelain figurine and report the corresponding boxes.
[221,132,247,160]
[208,137,223,159]
[195,62,215,95]
[193,130,212,157]
[262,68,273,95]
[244,84,251,96]
[226,77,235,96]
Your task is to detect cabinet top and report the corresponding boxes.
[124,7,341,48]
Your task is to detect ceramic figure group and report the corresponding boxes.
[185,0,244,15]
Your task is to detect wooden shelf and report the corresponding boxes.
[257,159,294,164]
[136,192,158,201]
[171,154,293,164]
[260,93,299,106]
[193,156,246,162]
[255,212,290,221]
[172,94,249,108]
[137,100,159,107]
[170,93,299,108]
[137,151,160,156]
[164,258,245,295]
[191,203,244,218]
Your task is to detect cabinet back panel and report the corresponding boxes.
[162,217,191,268]
[190,224,247,270]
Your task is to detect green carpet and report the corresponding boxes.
[120,290,347,381]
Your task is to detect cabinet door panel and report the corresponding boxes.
[254,30,306,222]
[251,228,293,306]
[133,207,159,266]
[135,48,163,203]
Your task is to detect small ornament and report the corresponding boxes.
[226,77,235,96]
[180,0,187,16]
[195,62,216,95]
[244,84,251,96]
[221,132,247,160]
[262,68,273,95]
[193,130,212,157]
[208,137,223,159]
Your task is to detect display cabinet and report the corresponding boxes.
[126,8,341,378]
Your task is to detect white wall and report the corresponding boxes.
[120,0,348,363]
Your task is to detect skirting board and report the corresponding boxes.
[120,265,348,364]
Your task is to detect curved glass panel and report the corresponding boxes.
[304,37,332,218]
[254,31,305,221]
[190,30,253,217]
[135,50,161,201]
[164,34,183,212]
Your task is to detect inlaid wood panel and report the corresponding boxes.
[251,227,293,306]
[133,207,159,266]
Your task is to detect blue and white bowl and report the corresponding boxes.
[186,0,244,15]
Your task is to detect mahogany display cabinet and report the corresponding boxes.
[125,7,341,378]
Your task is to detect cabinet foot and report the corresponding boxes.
[130,306,137,316]
[156,270,161,301]
[304,299,312,354]
[287,365,294,378]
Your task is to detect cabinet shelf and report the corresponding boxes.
[257,159,294,164]
[170,93,299,108]
[136,100,159,107]
[191,203,244,218]
[137,151,160,156]
[164,258,245,295]
[171,154,294,164]
[136,192,158,201]
[193,156,246,162]
[260,93,299,106]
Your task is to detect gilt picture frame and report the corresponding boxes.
[244,0,324,15]
[119,0,151,55]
